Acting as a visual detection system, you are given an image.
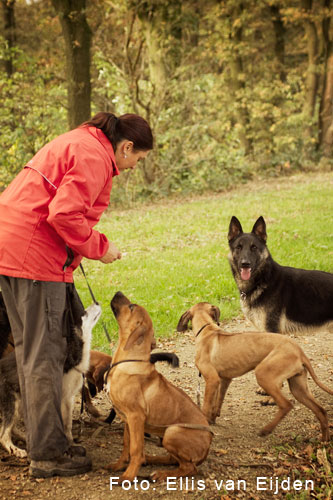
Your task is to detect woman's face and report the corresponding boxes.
[115,140,150,171]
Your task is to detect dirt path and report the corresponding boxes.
[0,318,332,500]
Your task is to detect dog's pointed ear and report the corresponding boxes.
[210,305,221,324]
[176,310,192,332]
[252,216,267,242]
[228,216,243,241]
[124,324,146,350]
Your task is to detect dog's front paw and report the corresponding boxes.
[120,474,134,482]
[256,388,268,396]
[260,396,276,406]
[104,460,127,472]
[151,470,168,483]
[10,446,27,458]
[258,427,272,437]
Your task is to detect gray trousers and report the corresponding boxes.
[0,276,70,460]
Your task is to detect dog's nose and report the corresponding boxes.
[241,261,251,268]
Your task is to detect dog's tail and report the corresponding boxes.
[150,352,179,368]
[302,354,333,395]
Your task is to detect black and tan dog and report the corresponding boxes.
[177,302,333,441]
[105,291,212,482]
[228,216,333,334]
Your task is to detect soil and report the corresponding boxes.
[0,317,332,500]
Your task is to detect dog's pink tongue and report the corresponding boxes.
[241,268,251,280]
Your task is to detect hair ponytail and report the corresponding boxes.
[81,112,153,152]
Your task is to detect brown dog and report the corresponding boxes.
[84,350,180,421]
[83,350,113,418]
[177,302,333,441]
[105,292,212,482]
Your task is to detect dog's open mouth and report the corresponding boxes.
[240,267,251,280]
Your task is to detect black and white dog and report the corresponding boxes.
[0,301,101,458]
[228,216,333,334]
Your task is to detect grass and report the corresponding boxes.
[73,172,333,352]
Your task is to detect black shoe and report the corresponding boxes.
[67,444,86,457]
[29,452,92,478]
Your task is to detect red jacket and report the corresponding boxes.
[0,126,119,282]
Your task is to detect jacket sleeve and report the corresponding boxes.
[46,144,112,259]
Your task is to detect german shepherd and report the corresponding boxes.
[228,216,333,334]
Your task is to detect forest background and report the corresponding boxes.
[1,0,333,206]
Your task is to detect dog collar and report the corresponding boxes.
[110,359,149,370]
[104,359,149,383]
[195,323,210,337]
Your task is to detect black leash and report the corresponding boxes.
[79,263,98,304]
[79,263,111,343]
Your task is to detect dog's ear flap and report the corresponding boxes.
[94,367,108,392]
[124,324,146,350]
[228,216,243,241]
[210,305,221,324]
[176,310,192,332]
[252,216,267,242]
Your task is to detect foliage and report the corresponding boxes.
[0,42,67,187]
[0,0,333,199]
[272,438,333,500]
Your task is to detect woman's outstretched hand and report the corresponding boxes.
[99,242,122,264]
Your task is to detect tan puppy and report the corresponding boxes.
[105,292,212,482]
[177,302,332,441]
[84,350,113,418]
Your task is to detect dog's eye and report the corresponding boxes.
[129,304,136,312]
[251,244,257,251]
[236,244,242,250]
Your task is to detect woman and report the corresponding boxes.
[0,112,153,477]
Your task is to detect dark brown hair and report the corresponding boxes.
[81,112,153,152]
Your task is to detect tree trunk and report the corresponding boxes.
[319,43,333,155]
[228,5,252,155]
[302,0,320,122]
[318,0,333,155]
[51,0,92,129]
[270,4,286,82]
[1,0,16,76]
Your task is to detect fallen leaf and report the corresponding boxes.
[317,448,331,475]
[214,448,228,456]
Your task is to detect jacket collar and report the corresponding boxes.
[87,126,120,177]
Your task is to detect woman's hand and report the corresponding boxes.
[99,242,122,264]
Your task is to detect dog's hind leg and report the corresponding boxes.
[144,453,178,466]
[150,426,211,482]
[288,369,329,442]
[152,461,197,482]
[255,365,293,436]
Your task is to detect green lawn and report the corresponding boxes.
[74,172,333,351]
